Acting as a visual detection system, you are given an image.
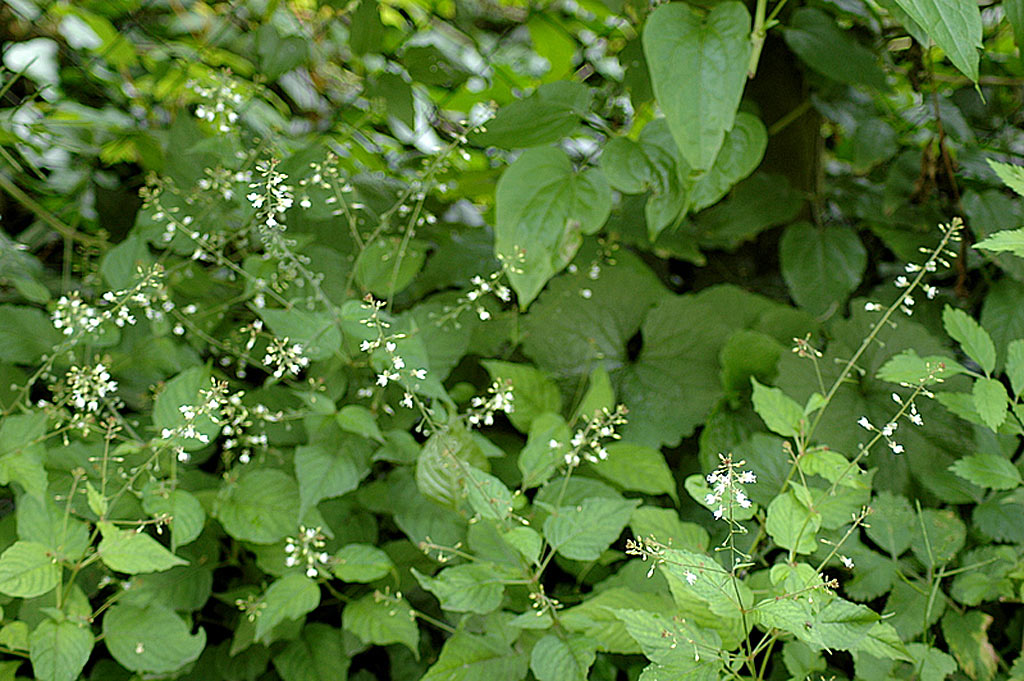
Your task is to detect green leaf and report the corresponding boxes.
[29,619,93,681]
[272,623,352,681]
[943,305,996,375]
[295,443,365,517]
[574,365,615,423]
[332,543,394,582]
[941,610,998,681]
[981,279,1024,372]
[1007,339,1024,396]
[987,158,1024,197]
[494,147,612,307]
[0,412,48,501]
[765,491,820,554]
[972,377,1009,431]
[974,227,1024,258]
[780,223,867,316]
[141,484,205,550]
[751,378,805,438]
[0,541,60,598]
[866,491,915,556]
[152,366,219,451]
[601,137,655,194]
[258,307,342,361]
[413,563,508,614]
[0,306,61,364]
[464,467,514,521]
[255,574,321,643]
[100,234,153,290]
[543,496,641,561]
[876,349,964,385]
[415,425,484,509]
[16,494,89,563]
[630,507,710,553]
[642,1,751,170]
[719,329,783,396]
[591,443,677,502]
[912,508,965,570]
[502,526,543,564]
[342,592,419,655]
[471,82,590,148]
[215,468,300,544]
[891,0,981,81]
[905,643,958,681]
[102,603,205,673]
[336,405,384,442]
[530,634,597,681]
[783,8,888,88]
[97,522,188,574]
[349,0,384,55]
[688,112,768,213]
[421,631,528,681]
[519,412,570,489]
[354,237,428,298]
[613,608,724,674]
[480,360,562,433]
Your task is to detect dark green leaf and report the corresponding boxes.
[783,8,888,88]
[780,223,867,316]
[102,603,206,673]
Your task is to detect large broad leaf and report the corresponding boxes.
[255,574,321,643]
[29,619,93,681]
[0,305,61,364]
[494,147,611,307]
[780,223,867,316]
[413,563,509,614]
[272,624,353,681]
[688,113,768,213]
[257,307,342,361]
[16,491,89,563]
[480,360,562,433]
[294,442,367,517]
[530,634,597,681]
[891,0,981,82]
[342,592,419,655]
[0,412,51,501]
[783,8,888,89]
[543,496,641,561]
[642,1,751,170]
[140,484,205,550]
[590,443,678,502]
[420,631,528,681]
[97,522,188,574]
[471,82,591,149]
[152,366,219,451]
[102,603,206,673]
[215,468,300,544]
[941,610,998,681]
[0,541,60,598]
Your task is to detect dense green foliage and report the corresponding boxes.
[4,0,1024,679]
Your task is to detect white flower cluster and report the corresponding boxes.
[63,363,118,413]
[262,337,310,379]
[703,454,756,521]
[467,380,515,427]
[358,296,427,404]
[219,390,281,465]
[188,77,243,133]
[555,404,629,466]
[863,219,962,316]
[52,266,170,339]
[159,379,230,462]
[464,273,512,321]
[197,165,252,202]
[247,160,294,233]
[857,385,928,455]
[284,525,330,578]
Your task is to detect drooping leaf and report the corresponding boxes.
[642,2,751,170]
[891,0,982,82]
[102,603,206,673]
[780,223,867,316]
[494,147,612,307]
[949,453,1021,490]
[783,8,888,88]
[943,305,996,375]
[97,522,188,574]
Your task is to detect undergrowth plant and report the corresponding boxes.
[5,1,1024,680]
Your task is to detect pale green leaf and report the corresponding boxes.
[988,158,1024,197]
[765,492,820,554]
[215,468,300,544]
[974,228,1024,258]
[29,619,93,681]
[544,497,641,561]
[494,147,611,307]
[876,349,964,385]
[472,82,589,148]
[972,377,1009,431]
[591,443,677,502]
[0,541,60,598]
[891,0,981,81]
[530,634,597,681]
[102,603,206,673]
[97,522,188,574]
[342,592,419,655]
[642,2,751,170]
[943,305,996,375]
[332,543,394,582]
[336,405,384,442]
[751,378,805,438]
[413,563,508,614]
[255,574,321,643]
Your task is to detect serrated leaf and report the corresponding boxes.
[413,563,508,614]
[494,147,612,307]
[342,592,419,655]
[751,378,805,437]
[912,508,965,570]
[332,543,393,582]
[876,349,964,385]
[1007,339,1024,396]
[102,603,206,673]
[765,491,820,554]
[255,574,321,643]
[29,619,93,681]
[972,377,1009,431]
[544,497,641,561]
[988,159,1024,197]
[215,468,300,544]
[141,484,205,550]
[295,443,365,517]
[530,634,596,681]
[891,0,981,81]
[16,494,89,563]
[336,404,384,442]
[272,623,352,681]
[0,541,60,597]
[780,223,867,316]
[420,631,527,681]
[943,305,996,375]
[591,443,677,502]
[97,522,188,574]
[974,228,1024,258]
[642,2,751,170]
[941,610,997,681]
[464,467,514,521]
[905,643,958,681]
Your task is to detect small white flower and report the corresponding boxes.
[548,439,560,449]
[684,571,698,585]
[888,441,904,454]
[864,302,883,312]
[858,416,873,430]
[840,555,855,569]
[412,368,427,380]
